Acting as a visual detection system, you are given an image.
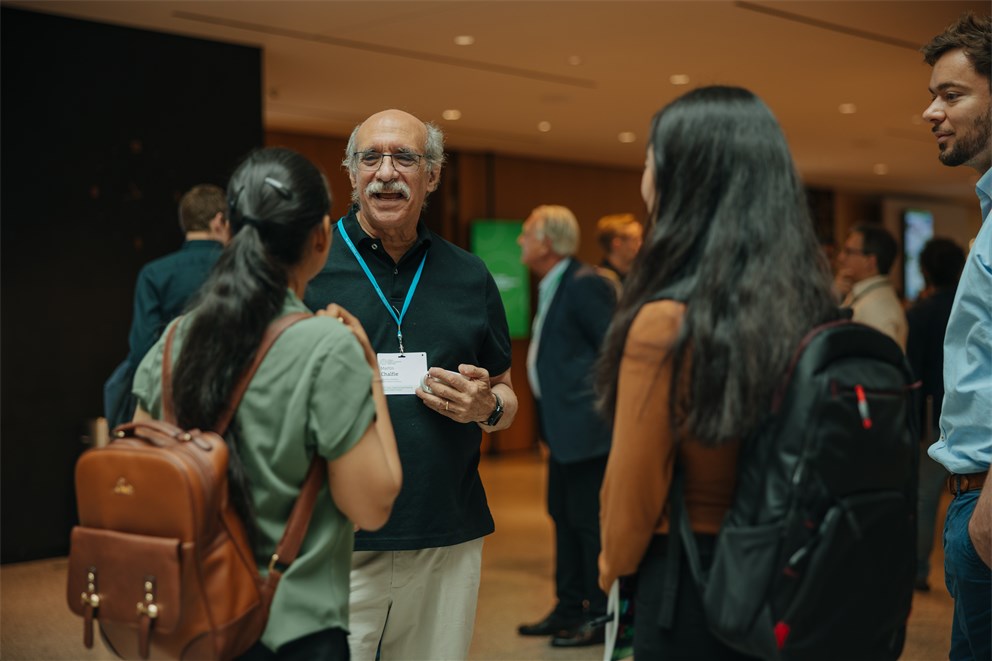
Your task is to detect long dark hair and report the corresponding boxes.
[173,147,330,534]
[597,86,838,446]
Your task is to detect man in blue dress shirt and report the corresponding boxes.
[921,13,991,661]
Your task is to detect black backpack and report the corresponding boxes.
[662,320,919,660]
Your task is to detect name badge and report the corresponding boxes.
[377,352,428,396]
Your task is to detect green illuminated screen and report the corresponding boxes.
[471,219,531,339]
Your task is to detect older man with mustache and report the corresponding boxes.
[305,109,518,660]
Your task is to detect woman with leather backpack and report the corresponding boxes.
[132,147,402,660]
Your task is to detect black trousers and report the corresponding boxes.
[238,628,350,661]
[635,535,758,660]
[547,454,609,618]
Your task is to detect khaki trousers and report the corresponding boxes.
[347,538,484,661]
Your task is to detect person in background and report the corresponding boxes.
[596,86,838,659]
[517,205,617,648]
[835,224,908,351]
[103,184,230,428]
[906,237,966,592]
[304,109,517,661]
[132,147,402,659]
[921,12,991,661]
[595,213,643,287]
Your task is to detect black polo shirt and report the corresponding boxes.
[304,206,511,551]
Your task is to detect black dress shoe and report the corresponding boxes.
[518,612,581,636]
[550,620,606,647]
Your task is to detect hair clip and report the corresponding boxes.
[264,177,292,199]
[228,184,246,211]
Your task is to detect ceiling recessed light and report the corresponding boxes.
[839,103,857,114]
[618,132,637,143]
[537,121,552,133]
[442,109,462,121]
[873,163,889,175]
[669,74,690,86]
[568,55,582,66]
[454,35,475,46]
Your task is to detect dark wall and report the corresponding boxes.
[0,8,262,562]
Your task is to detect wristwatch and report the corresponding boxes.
[484,391,504,427]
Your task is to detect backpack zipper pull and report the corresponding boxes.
[855,385,872,429]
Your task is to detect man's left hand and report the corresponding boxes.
[968,482,992,569]
[416,364,495,424]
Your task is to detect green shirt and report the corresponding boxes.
[133,291,376,651]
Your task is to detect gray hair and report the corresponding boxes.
[342,119,447,176]
[532,205,580,257]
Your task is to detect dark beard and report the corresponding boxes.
[939,107,991,167]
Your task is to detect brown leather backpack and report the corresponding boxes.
[68,313,322,659]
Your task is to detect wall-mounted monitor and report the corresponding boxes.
[471,219,530,339]
[903,208,934,302]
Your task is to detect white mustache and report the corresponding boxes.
[365,180,410,199]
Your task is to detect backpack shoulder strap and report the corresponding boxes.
[161,319,183,425]
[649,273,696,304]
[267,457,326,581]
[656,463,707,630]
[160,310,325,588]
[160,312,312,431]
[213,311,312,435]
[657,465,685,630]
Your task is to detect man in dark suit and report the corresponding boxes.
[517,204,617,648]
[906,237,966,591]
[103,184,230,427]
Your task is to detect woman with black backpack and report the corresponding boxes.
[596,87,838,659]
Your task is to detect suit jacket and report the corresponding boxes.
[906,286,957,435]
[535,259,617,463]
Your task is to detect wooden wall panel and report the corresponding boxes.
[265,131,353,222]
[490,154,644,266]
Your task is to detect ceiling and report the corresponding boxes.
[7,0,989,200]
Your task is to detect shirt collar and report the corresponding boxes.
[850,274,891,298]
[976,167,992,223]
[181,239,223,250]
[539,257,571,292]
[342,204,432,261]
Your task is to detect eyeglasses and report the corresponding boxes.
[353,151,425,172]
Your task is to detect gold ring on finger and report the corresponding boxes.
[444,401,449,412]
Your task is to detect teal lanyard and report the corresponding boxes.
[337,218,427,353]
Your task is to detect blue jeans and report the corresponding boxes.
[943,489,991,661]
[917,445,948,582]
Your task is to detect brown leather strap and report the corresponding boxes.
[948,471,987,495]
[214,312,312,435]
[160,310,325,590]
[213,311,324,583]
[138,612,152,659]
[82,603,94,649]
[159,312,311,430]
[270,458,326,576]
[160,320,182,425]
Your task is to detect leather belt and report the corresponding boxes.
[947,471,987,496]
